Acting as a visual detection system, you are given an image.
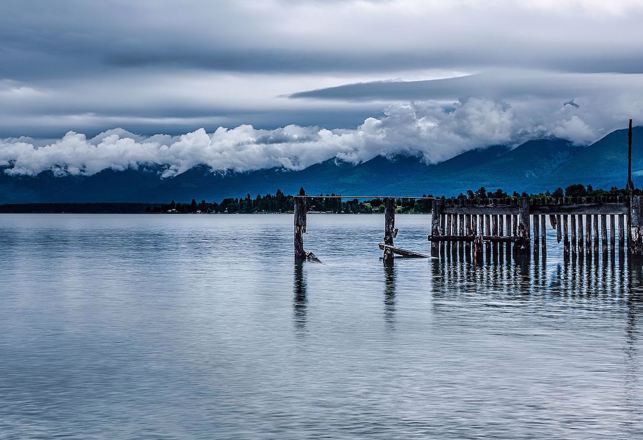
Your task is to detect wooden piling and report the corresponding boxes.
[294,195,307,261]
[593,215,599,253]
[563,215,570,256]
[570,215,577,252]
[578,214,584,253]
[540,214,547,248]
[609,214,616,250]
[601,214,608,253]
[431,200,444,256]
[556,215,562,243]
[630,195,643,255]
[516,197,530,251]
[383,198,396,265]
[585,215,592,254]
[619,214,625,249]
[533,214,540,243]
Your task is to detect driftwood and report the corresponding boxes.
[379,243,428,258]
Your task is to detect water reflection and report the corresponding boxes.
[293,262,307,334]
[383,264,396,330]
[430,244,641,300]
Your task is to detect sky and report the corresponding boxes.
[2,0,643,176]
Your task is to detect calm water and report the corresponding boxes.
[0,214,642,439]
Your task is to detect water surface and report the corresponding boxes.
[0,214,641,439]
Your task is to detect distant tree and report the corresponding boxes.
[552,188,564,198]
[565,184,586,197]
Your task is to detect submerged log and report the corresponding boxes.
[379,243,428,258]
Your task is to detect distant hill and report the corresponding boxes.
[0,127,639,203]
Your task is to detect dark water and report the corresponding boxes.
[0,214,641,439]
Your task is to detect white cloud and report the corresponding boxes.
[0,98,616,177]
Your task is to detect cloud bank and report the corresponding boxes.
[0,97,620,178]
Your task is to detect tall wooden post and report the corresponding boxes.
[294,194,307,261]
[383,198,396,265]
[627,119,634,192]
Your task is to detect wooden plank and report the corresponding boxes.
[379,243,428,258]
[443,206,519,215]
[428,235,519,243]
[531,203,627,215]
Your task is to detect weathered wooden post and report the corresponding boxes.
[294,191,307,262]
[571,215,577,253]
[630,195,643,256]
[563,214,570,256]
[601,214,608,253]
[516,196,530,252]
[383,198,396,265]
[431,199,443,257]
[627,119,634,192]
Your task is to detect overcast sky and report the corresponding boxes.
[2,0,643,175]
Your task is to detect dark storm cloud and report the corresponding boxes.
[2,0,643,175]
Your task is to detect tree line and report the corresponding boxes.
[147,184,637,214]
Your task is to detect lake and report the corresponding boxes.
[0,214,641,439]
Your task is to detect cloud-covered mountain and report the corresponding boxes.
[0,127,639,203]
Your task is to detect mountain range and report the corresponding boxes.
[0,127,641,203]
